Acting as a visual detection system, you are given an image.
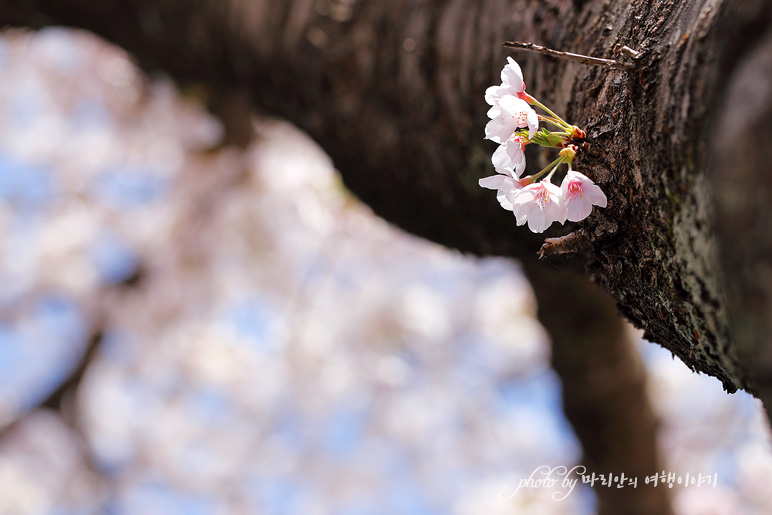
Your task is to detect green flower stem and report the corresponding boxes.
[538,115,573,134]
[529,96,572,129]
[520,155,566,186]
[544,164,561,184]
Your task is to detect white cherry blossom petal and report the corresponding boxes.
[496,176,522,210]
[485,84,509,108]
[485,95,538,144]
[478,175,506,189]
[583,183,608,208]
[512,182,567,233]
[560,170,608,222]
[492,136,526,177]
[485,58,526,113]
[479,172,522,212]
[526,207,551,233]
[526,108,539,140]
[500,57,524,93]
[486,105,501,119]
[484,115,515,144]
[566,197,593,221]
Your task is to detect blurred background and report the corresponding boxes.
[0,28,770,515]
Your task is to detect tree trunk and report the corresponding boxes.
[524,262,672,515]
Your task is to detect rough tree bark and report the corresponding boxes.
[3,0,771,513]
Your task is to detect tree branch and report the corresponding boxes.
[525,262,672,515]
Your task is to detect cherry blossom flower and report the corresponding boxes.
[485,57,526,115]
[560,170,607,222]
[485,95,539,143]
[492,135,526,177]
[479,170,523,211]
[480,57,601,234]
[512,181,567,233]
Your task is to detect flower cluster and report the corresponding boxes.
[480,57,607,233]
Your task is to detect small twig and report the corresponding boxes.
[503,41,636,71]
[538,230,589,260]
[40,329,104,413]
[618,45,642,59]
[0,268,143,440]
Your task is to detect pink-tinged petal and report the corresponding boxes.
[559,174,572,196]
[497,185,515,210]
[560,170,608,212]
[513,195,536,212]
[484,117,516,144]
[565,170,584,183]
[487,105,501,119]
[498,95,529,116]
[542,181,563,197]
[512,182,567,232]
[526,108,539,140]
[512,188,536,207]
[566,199,593,222]
[491,145,510,173]
[512,159,526,178]
[480,173,522,212]
[505,181,524,204]
[513,199,536,226]
[583,183,608,207]
[543,190,567,224]
[501,57,524,92]
[498,96,539,139]
[478,175,506,189]
[542,182,565,209]
[485,85,506,106]
[492,140,526,176]
[551,203,568,225]
[507,139,526,173]
[527,209,551,233]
